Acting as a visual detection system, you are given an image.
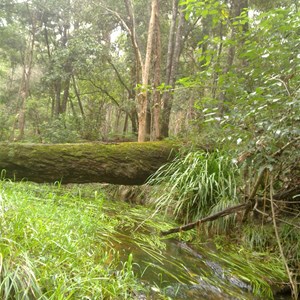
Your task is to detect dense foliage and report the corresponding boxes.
[0,180,288,299]
[0,0,298,144]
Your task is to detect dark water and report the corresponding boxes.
[111,230,291,300]
[100,202,290,300]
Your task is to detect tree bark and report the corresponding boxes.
[72,75,85,118]
[13,4,36,141]
[123,0,160,142]
[123,0,143,84]
[0,141,179,185]
[137,0,159,142]
[151,0,162,141]
[161,4,186,138]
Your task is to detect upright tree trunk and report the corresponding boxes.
[152,2,162,141]
[60,17,70,113]
[123,112,129,136]
[161,2,186,138]
[137,0,159,142]
[123,0,143,84]
[61,75,71,114]
[53,81,61,118]
[13,6,36,141]
[17,69,30,140]
[72,75,85,118]
[124,0,159,142]
[130,109,138,134]
[49,8,72,119]
[226,0,249,67]
[123,0,144,141]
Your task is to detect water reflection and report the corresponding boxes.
[112,232,260,299]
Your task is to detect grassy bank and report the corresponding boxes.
[0,180,289,299]
[0,180,145,299]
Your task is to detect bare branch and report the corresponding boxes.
[123,0,144,73]
[88,79,121,108]
[107,59,132,95]
[160,203,249,236]
[99,3,132,35]
[272,136,300,158]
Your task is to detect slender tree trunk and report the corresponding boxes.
[114,108,122,134]
[72,75,85,118]
[137,0,158,142]
[152,2,162,140]
[13,6,36,141]
[146,105,151,137]
[130,109,138,134]
[123,0,143,84]
[161,2,186,138]
[123,112,129,136]
[165,0,178,84]
[123,0,160,142]
[53,81,61,118]
[61,75,71,114]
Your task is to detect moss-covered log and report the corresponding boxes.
[0,141,179,185]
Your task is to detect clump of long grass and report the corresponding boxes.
[148,151,240,225]
[242,225,274,251]
[204,243,288,299]
[279,222,300,279]
[0,250,44,300]
[0,180,142,299]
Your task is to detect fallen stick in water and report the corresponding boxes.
[161,202,250,236]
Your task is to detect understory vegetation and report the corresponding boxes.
[0,180,290,300]
[148,143,300,299]
[148,151,239,225]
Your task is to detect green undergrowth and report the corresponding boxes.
[0,180,167,299]
[148,150,240,228]
[0,180,290,300]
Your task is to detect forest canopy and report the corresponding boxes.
[0,0,298,145]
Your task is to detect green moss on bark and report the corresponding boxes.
[0,141,179,185]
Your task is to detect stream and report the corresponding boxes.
[114,233,255,299]
[103,203,291,300]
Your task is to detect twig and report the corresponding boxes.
[242,167,267,221]
[253,206,269,217]
[269,75,291,97]
[272,136,300,158]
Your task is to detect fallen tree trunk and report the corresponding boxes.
[0,141,179,185]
